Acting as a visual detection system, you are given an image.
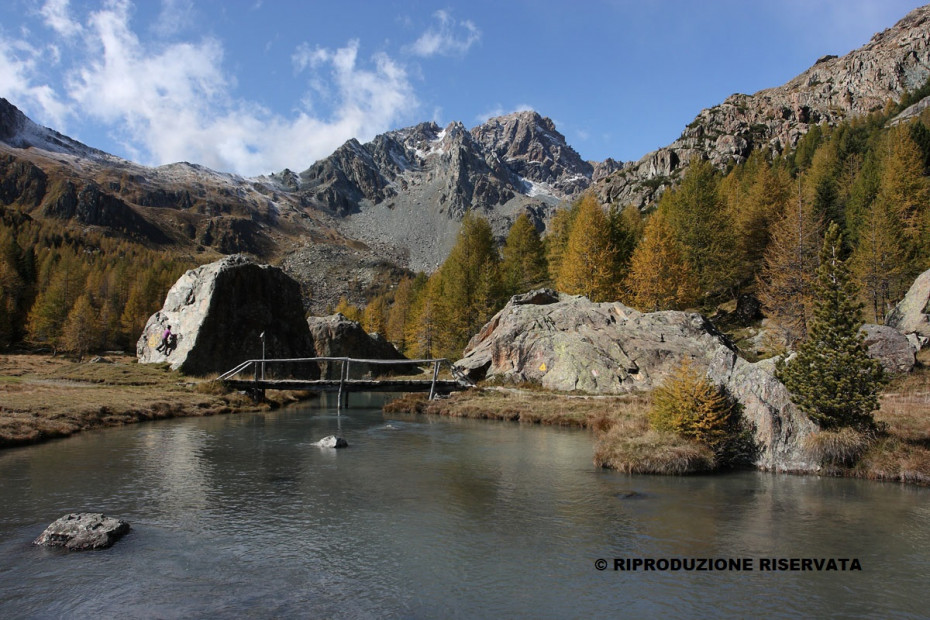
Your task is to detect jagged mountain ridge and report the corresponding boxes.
[276,110,598,270]
[3,3,930,303]
[595,4,930,208]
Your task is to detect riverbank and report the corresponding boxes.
[0,354,309,449]
[385,365,930,484]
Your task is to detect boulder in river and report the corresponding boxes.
[455,290,818,472]
[137,255,316,376]
[33,513,130,550]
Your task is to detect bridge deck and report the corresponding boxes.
[223,378,466,394]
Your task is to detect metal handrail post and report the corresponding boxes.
[428,360,440,399]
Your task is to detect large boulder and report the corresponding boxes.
[34,513,130,551]
[860,323,917,374]
[307,313,414,379]
[137,255,316,376]
[455,291,817,472]
[886,268,930,343]
[457,291,733,393]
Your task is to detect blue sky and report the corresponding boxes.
[0,0,924,177]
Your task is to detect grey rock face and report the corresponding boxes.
[860,323,917,374]
[594,4,930,209]
[137,255,316,376]
[295,111,594,271]
[455,292,817,471]
[34,513,130,551]
[307,313,413,379]
[886,268,930,342]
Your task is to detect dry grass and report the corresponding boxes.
[0,354,301,448]
[803,427,873,467]
[854,359,930,484]
[592,414,716,474]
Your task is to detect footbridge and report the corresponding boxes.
[216,357,474,408]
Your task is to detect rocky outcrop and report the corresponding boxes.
[455,291,817,471]
[307,313,413,379]
[137,255,316,376]
[886,267,930,342]
[860,324,917,374]
[298,111,591,270]
[33,513,130,551]
[594,4,930,208]
[706,351,817,472]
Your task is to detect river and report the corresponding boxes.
[1,394,928,618]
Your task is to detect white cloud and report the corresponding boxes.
[408,10,480,58]
[154,0,195,37]
[0,37,69,128]
[2,0,420,176]
[39,0,83,38]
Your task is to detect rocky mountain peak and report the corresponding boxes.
[470,110,593,196]
[594,3,930,209]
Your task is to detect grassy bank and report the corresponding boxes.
[385,364,930,484]
[0,354,308,448]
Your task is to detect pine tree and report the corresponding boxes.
[660,159,739,299]
[756,179,823,345]
[555,195,618,301]
[61,294,100,358]
[434,212,503,356]
[544,200,581,283]
[362,293,388,335]
[777,223,885,431]
[851,197,909,322]
[878,124,929,255]
[501,213,548,295]
[625,211,699,311]
[386,276,414,352]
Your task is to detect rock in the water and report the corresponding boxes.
[455,292,817,472]
[886,268,930,343]
[34,513,130,550]
[307,313,415,379]
[860,323,917,374]
[315,435,348,448]
[137,255,316,376]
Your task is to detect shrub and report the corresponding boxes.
[649,358,751,467]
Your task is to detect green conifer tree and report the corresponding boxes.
[777,223,885,430]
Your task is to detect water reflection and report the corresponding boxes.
[0,398,927,618]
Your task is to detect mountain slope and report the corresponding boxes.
[595,4,930,208]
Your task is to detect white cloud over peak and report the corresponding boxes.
[408,10,480,58]
[1,0,421,176]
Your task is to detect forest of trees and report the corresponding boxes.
[354,97,930,361]
[0,213,194,355]
[3,88,930,366]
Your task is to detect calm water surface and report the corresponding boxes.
[1,394,928,618]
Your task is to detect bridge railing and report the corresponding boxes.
[216,356,474,403]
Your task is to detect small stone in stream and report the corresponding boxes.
[33,513,130,550]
